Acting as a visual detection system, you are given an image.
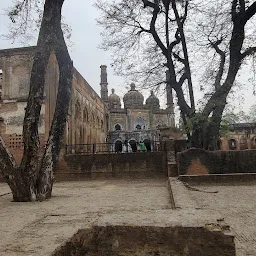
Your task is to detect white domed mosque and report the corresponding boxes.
[100,65,175,152]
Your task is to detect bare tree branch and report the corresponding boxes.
[241,46,256,59]
[245,1,256,22]
[210,39,226,90]
[173,52,185,64]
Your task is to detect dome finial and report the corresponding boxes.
[150,90,154,95]
[111,88,115,94]
[130,83,136,90]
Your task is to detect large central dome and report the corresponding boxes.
[123,83,144,109]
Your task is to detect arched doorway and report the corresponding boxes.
[74,102,82,152]
[144,139,151,152]
[129,139,137,152]
[114,140,122,153]
[83,107,88,144]
[228,139,237,150]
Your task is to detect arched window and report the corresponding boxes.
[91,114,95,126]
[101,120,104,132]
[228,139,237,150]
[83,107,88,122]
[96,116,100,129]
[115,124,121,131]
[134,118,146,130]
[75,101,82,145]
[136,124,141,130]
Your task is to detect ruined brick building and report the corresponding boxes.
[221,123,256,150]
[0,46,175,161]
[0,47,107,162]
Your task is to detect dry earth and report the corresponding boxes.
[0,179,173,255]
[0,178,255,255]
[170,178,256,256]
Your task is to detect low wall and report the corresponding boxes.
[56,152,166,180]
[177,148,256,175]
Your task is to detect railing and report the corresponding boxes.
[65,141,163,155]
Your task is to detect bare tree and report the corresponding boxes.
[96,0,256,149]
[0,0,73,202]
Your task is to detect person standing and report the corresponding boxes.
[139,141,147,152]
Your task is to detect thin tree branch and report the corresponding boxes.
[210,40,226,90]
[173,52,185,64]
[241,46,256,59]
[177,72,187,86]
[142,0,168,56]
[172,0,195,110]
[245,1,256,21]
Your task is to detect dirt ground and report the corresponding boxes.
[170,178,256,256]
[189,183,256,256]
[0,178,255,255]
[0,179,173,255]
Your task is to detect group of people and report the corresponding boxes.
[122,140,148,153]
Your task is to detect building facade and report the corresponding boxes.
[221,123,256,150]
[99,65,175,152]
[0,47,107,162]
[0,46,176,161]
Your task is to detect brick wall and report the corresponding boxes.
[177,148,256,175]
[56,152,166,180]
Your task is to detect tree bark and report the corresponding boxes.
[0,0,73,202]
[37,8,73,200]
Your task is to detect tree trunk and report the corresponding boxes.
[189,1,254,150]
[0,0,72,202]
[37,10,73,200]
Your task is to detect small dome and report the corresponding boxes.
[123,83,144,108]
[109,88,121,109]
[146,90,160,109]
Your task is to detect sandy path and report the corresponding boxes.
[0,179,171,255]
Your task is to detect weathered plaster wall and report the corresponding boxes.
[0,47,34,100]
[128,109,150,130]
[221,131,256,150]
[152,112,171,128]
[0,47,108,163]
[177,148,256,175]
[0,102,45,135]
[109,112,127,131]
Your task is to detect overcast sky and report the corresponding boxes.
[0,1,128,99]
[0,1,255,114]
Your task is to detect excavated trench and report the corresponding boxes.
[53,225,235,256]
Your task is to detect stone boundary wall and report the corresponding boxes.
[177,148,256,175]
[56,152,166,179]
